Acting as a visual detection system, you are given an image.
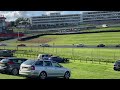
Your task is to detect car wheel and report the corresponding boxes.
[11,68,19,75]
[39,72,47,79]
[64,71,70,79]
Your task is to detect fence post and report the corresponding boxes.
[99,59,101,64]
[106,60,108,65]
[72,44,75,62]
[86,57,88,63]
[53,43,55,54]
[114,51,116,61]
[43,47,44,53]
[91,49,93,63]
[56,48,57,55]
[80,57,82,62]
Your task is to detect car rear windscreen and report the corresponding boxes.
[0,59,9,62]
[22,60,35,65]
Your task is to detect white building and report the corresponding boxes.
[30,13,82,29]
[82,11,120,24]
[30,11,120,30]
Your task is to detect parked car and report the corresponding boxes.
[113,60,120,71]
[76,44,84,47]
[37,54,53,60]
[40,44,50,47]
[0,57,7,61]
[0,57,16,61]
[0,43,7,46]
[97,44,105,47]
[17,44,26,47]
[116,44,120,47]
[48,56,69,63]
[0,57,27,75]
[19,60,71,79]
[0,50,13,57]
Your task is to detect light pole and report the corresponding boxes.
[53,43,55,53]
[72,44,74,61]
[18,29,19,40]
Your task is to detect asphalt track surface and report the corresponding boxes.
[2,45,120,49]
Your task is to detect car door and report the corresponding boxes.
[52,62,65,76]
[12,59,26,69]
[44,61,56,77]
[34,61,44,76]
[10,59,20,69]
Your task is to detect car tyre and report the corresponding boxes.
[39,71,47,79]
[11,68,19,75]
[64,71,70,79]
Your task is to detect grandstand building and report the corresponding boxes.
[29,11,120,32]
[30,12,82,29]
[82,11,120,24]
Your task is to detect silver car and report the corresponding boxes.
[19,60,71,79]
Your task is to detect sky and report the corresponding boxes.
[0,11,84,21]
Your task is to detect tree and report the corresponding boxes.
[15,17,30,26]
[10,21,15,27]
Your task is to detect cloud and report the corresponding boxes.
[0,11,28,21]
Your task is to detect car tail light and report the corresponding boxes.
[31,66,35,70]
[8,61,14,64]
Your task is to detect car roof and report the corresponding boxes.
[2,57,27,59]
[37,59,53,61]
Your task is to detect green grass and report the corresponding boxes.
[16,32,120,46]
[0,60,120,79]
[0,74,25,79]
[1,46,120,63]
[61,60,120,79]
[0,27,120,79]
[2,28,120,46]
[47,32,120,45]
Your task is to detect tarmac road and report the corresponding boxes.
[3,45,120,49]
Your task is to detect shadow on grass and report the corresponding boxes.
[25,77,66,80]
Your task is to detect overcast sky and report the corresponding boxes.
[0,11,85,21]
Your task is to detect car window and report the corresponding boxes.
[44,61,52,67]
[1,59,9,62]
[22,60,35,65]
[35,61,43,66]
[52,62,62,67]
[17,59,27,64]
[10,59,18,63]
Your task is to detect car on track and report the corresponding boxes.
[116,44,120,47]
[76,44,84,47]
[17,44,26,47]
[0,43,7,46]
[19,60,71,79]
[97,44,105,47]
[40,44,50,47]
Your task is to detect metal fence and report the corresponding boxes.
[0,46,119,64]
